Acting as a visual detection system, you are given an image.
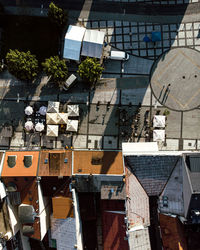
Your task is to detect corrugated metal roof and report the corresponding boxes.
[125,155,180,196]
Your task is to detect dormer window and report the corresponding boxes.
[7,155,17,168]
[24,155,33,168]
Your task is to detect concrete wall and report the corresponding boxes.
[72,188,83,250]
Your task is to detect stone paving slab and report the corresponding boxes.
[90,89,120,104]
[182,109,200,139]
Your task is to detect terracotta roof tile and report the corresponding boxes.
[38,150,72,176]
[2,151,39,177]
[73,151,124,175]
[159,214,187,250]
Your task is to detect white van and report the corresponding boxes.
[109,51,129,61]
[63,74,77,91]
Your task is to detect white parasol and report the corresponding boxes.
[25,121,34,131]
[39,106,47,116]
[35,122,44,132]
[25,106,33,116]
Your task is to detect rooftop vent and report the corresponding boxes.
[22,225,34,236]
[64,158,68,163]
[44,158,48,164]
[7,155,17,168]
[91,157,102,165]
[6,182,17,192]
[18,204,36,224]
[24,156,33,168]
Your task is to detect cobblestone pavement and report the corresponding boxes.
[80,19,200,60]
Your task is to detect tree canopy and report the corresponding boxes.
[77,58,104,84]
[6,49,38,81]
[42,56,68,85]
[48,2,67,29]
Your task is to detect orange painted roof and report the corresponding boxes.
[73,151,124,175]
[38,150,72,176]
[1,151,39,177]
[52,197,74,219]
[159,214,187,250]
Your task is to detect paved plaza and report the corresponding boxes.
[81,19,200,60]
[151,47,200,111]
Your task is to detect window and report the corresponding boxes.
[24,155,33,168]
[7,155,17,168]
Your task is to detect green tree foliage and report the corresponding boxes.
[42,56,68,85]
[6,49,38,81]
[48,2,67,29]
[78,58,104,84]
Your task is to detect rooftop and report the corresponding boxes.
[125,168,150,228]
[38,150,72,176]
[159,214,187,250]
[128,227,151,250]
[73,151,124,175]
[125,155,180,196]
[1,151,39,177]
[185,154,200,193]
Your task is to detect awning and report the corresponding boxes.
[153,115,166,128]
[47,125,59,137]
[35,122,44,132]
[67,105,79,117]
[57,113,68,124]
[63,25,86,61]
[25,106,33,116]
[66,120,78,132]
[39,106,47,116]
[153,130,165,142]
[25,121,34,131]
[47,101,60,113]
[46,113,58,125]
[81,29,105,58]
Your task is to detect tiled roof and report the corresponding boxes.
[38,150,72,176]
[101,181,126,200]
[185,154,200,193]
[128,228,151,250]
[125,168,150,227]
[159,214,187,250]
[2,151,40,177]
[73,151,124,175]
[101,200,128,250]
[125,155,180,196]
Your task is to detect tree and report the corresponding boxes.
[42,56,68,85]
[48,2,67,29]
[6,49,38,81]
[78,58,104,84]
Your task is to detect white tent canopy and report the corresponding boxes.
[153,130,165,142]
[46,113,58,125]
[25,121,34,131]
[66,120,78,132]
[25,106,33,116]
[47,125,59,137]
[57,113,68,124]
[153,115,166,128]
[47,101,60,113]
[81,29,105,59]
[35,123,44,132]
[63,25,86,61]
[67,105,79,117]
[39,106,47,116]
